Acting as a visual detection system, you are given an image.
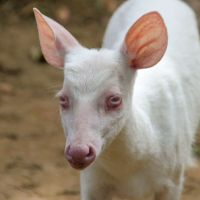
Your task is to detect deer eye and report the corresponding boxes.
[106,95,122,111]
[59,96,69,110]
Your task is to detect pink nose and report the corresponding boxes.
[65,145,96,170]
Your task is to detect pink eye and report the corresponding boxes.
[59,96,69,110]
[106,95,122,110]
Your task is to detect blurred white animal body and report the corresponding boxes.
[34,0,200,199]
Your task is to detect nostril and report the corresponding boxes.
[65,145,72,161]
[66,145,70,155]
[86,146,96,160]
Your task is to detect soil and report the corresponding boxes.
[0,0,200,200]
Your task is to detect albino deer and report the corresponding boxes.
[33,0,200,199]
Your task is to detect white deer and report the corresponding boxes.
[33,0,200,199]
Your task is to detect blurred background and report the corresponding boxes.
[0,0,200,200]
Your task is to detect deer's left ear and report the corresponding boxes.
[122,12,168,69]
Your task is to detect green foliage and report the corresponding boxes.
[193,144,200,158]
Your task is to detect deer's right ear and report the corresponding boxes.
[33,8,81,68]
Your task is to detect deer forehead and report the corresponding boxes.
[62,48,123,96]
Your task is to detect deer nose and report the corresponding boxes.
[65,144,96,170]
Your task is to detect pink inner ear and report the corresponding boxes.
[42,14,80,54]
[124,12,168,69]
[33,8,80,68]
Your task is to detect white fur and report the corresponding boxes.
[58,0,200,199]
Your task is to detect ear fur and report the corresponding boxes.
[123,12,168,69]
[33,8,81,68]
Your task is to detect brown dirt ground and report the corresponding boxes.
[0,0,200,200]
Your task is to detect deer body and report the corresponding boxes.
[97,1,200,199]
[34,0,200,199]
